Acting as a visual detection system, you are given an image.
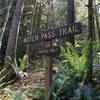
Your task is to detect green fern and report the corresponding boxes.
[19,55,28,71]
[48,40,95,100]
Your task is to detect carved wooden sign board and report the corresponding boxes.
[24,22,82,55]
[24,22,82,44]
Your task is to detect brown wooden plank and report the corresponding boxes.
[23,22,82,44]
[33,46,60,56]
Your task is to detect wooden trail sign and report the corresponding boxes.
[24,22,82,44]
[34,46,60,56]
[23,22,82,100]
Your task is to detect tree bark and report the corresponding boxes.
[44,0,54,99]
[94,0,100,40]
[88,0,94,40]
[67,0,75,45]
[84,0,94,84]
[27,1,42,63]
[0,1,12,50]
[1,0,24,83]
[6,0,24,58]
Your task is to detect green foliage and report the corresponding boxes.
[0,55,28,87]
[0,86,13,99]
[60,42,87,80]
[93,40,100,64]
[83,40,93,83]
[12,90,26,100]
[5,55,28,72]
[53,0,67,26]
[47,41,98,100]
[34,86,45,99]
[0,66,15,88]
[19,55,28,71]
[0,85,45,100]
[32,58,43,69]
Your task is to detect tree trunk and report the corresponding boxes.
[44,0,54,99]
[84,0,94,84]
[67,0,75,45]
[6,0,24,58]
[27,1,42,64]
[0,0,24,84]
[0,1,12,50]
[94,0,100,40]
[88,0,94,40]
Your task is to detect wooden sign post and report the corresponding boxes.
[43,41,53,99]
[23,22,82,99]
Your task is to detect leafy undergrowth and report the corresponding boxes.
[0,70,45,100]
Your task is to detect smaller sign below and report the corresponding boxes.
[34,46,60,56]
